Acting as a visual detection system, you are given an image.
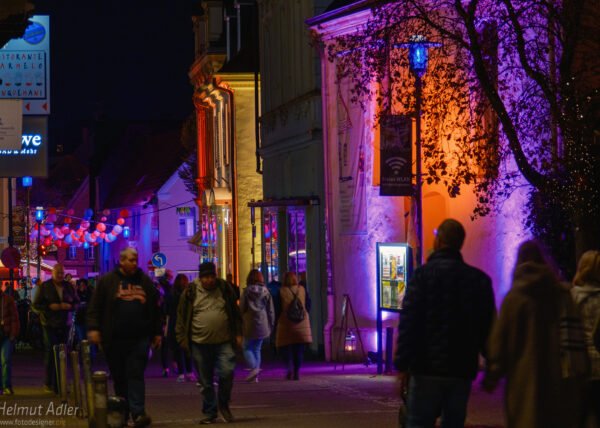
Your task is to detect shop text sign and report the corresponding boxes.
[380,115,413,196]
[0,16,50,115]
[0,116,48,177]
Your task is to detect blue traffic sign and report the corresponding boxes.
[151,252,167,268]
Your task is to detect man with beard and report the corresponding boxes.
[87,247,162,428]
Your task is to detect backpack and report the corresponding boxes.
[286,288,305,323]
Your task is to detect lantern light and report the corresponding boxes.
[344,329,357,352]
[123,226,131,238]
[35,206,45,222]
[22,176,33,187]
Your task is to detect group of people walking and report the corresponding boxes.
[395,218,600,428]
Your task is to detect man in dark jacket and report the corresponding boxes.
[32,263,78,394]
[176,262,242,424]
[395,219,495,428]
[87,248,162,428]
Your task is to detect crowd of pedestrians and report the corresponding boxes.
[4,218,600,428]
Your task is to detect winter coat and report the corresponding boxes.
[0,293,19,339]
[276,285,312,347]
[86,268,162,351]
[240,283,275,340]
[486,262,582,428]
[32,279,79,329]
[175,278,242,351]
[394,248,495,379]
[571,282,600,379]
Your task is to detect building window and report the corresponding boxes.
[177,207,196,238]
[85,246,95,260]
[67,246,77,260]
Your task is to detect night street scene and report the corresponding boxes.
[0,0,598,427]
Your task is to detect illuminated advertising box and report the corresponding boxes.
[0,116,48,177]
[377,242,412,312]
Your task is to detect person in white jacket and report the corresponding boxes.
[240,269,275,382]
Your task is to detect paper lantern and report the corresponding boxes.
[84,208,94,219]
[101,216,107,222]
[112,225,123,234]
[102,209,111,216]
[65,234,73,244]
[117,217,125,225]
[47,213,57,222]
[96,223,106,232]
[119,209,129,218]
[45,222,54,230]
[81,221,90,230]
[48,207,57,214]
[64,217,72,224]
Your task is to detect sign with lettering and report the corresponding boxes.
[0,116,48,177]
[0,15,50,115]
[0,100,22,149]
[380,115,413,196]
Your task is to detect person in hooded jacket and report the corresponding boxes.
[571,250,600,427]
[240,269,275,382]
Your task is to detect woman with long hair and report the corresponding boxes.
[240,269,274,382]
[275,272,312,380]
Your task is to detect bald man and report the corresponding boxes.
[33,263,79,394]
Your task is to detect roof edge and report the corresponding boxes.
[306,0,386,27]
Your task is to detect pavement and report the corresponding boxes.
[1,347,506,427]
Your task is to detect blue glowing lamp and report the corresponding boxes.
[395,35,442,77]
[35,206,45,222]
[22,176,33,187]
[123,226,131,239]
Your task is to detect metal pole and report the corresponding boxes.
[25,187,30,299]
[59,343,68,403]
[7,178,14,289]
[36,220,41,281]
[71,350,83,415]
[91,371,108,428]
[415,74,423,267]
[81,340,94,419]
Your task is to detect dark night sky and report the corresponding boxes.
[31,0,196,152]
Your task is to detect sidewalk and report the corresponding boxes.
[1,349,505,427]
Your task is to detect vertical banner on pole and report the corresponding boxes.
[380,115,413,196]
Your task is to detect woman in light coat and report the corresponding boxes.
[276,272,312,380]
[484,240,583,428]
[240,269,274,382]
[571,250,600,427]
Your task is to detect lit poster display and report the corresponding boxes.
[377,243,412,312]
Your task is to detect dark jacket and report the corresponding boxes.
[86,267,162,350]
[394,248,495,379]
[32,279,79,329]
[175,277,242,350]
[1,293,20,339]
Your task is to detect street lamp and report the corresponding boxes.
[35,206,44,282]
[22,177,32,299]
[394,35,441,267]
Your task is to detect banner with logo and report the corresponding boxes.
[0,116,48,177]
[336,68,367,235]
[380,115,412,196]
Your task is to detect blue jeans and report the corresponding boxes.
[105,337,150,418]
[243,338,263,370]
[405,375,472,428]
[0,337,14,389]
[191,342,236,418]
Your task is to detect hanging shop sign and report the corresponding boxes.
[0,116,48,177]
[0,15,51,115]
[0,99,22,150]
[380,115,413,196]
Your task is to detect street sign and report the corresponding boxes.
[151,252,167,268]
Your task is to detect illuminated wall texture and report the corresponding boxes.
[313,8,530,356]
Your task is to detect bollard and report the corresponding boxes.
[91,371,108,428]
[59,344,68,403]
[81,340,94,420]
[385,327,394,374]
[71,350,83,416]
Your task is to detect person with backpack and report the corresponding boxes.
[240,269,275,382]
[276,272,312,380]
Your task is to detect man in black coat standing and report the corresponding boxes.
[87,247,162,428]
[395,219,495,428]
[33,263,78,394]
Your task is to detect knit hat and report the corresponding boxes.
[199,262,217,277]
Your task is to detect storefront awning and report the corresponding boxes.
[247,197,320,208]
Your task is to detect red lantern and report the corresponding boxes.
[117,217,125,225]
[96,223,106,232]
[119,209,129,218]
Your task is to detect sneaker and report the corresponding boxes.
[245,368,259,382]
[133,413,152,428]
[199,416,217,424]
[2,388,14,395]
[176,374,186,383]
[220,404,234,423]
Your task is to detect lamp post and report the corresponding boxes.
[35,206,44,283]
[22,177,32,298]
[394,35,441,266]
